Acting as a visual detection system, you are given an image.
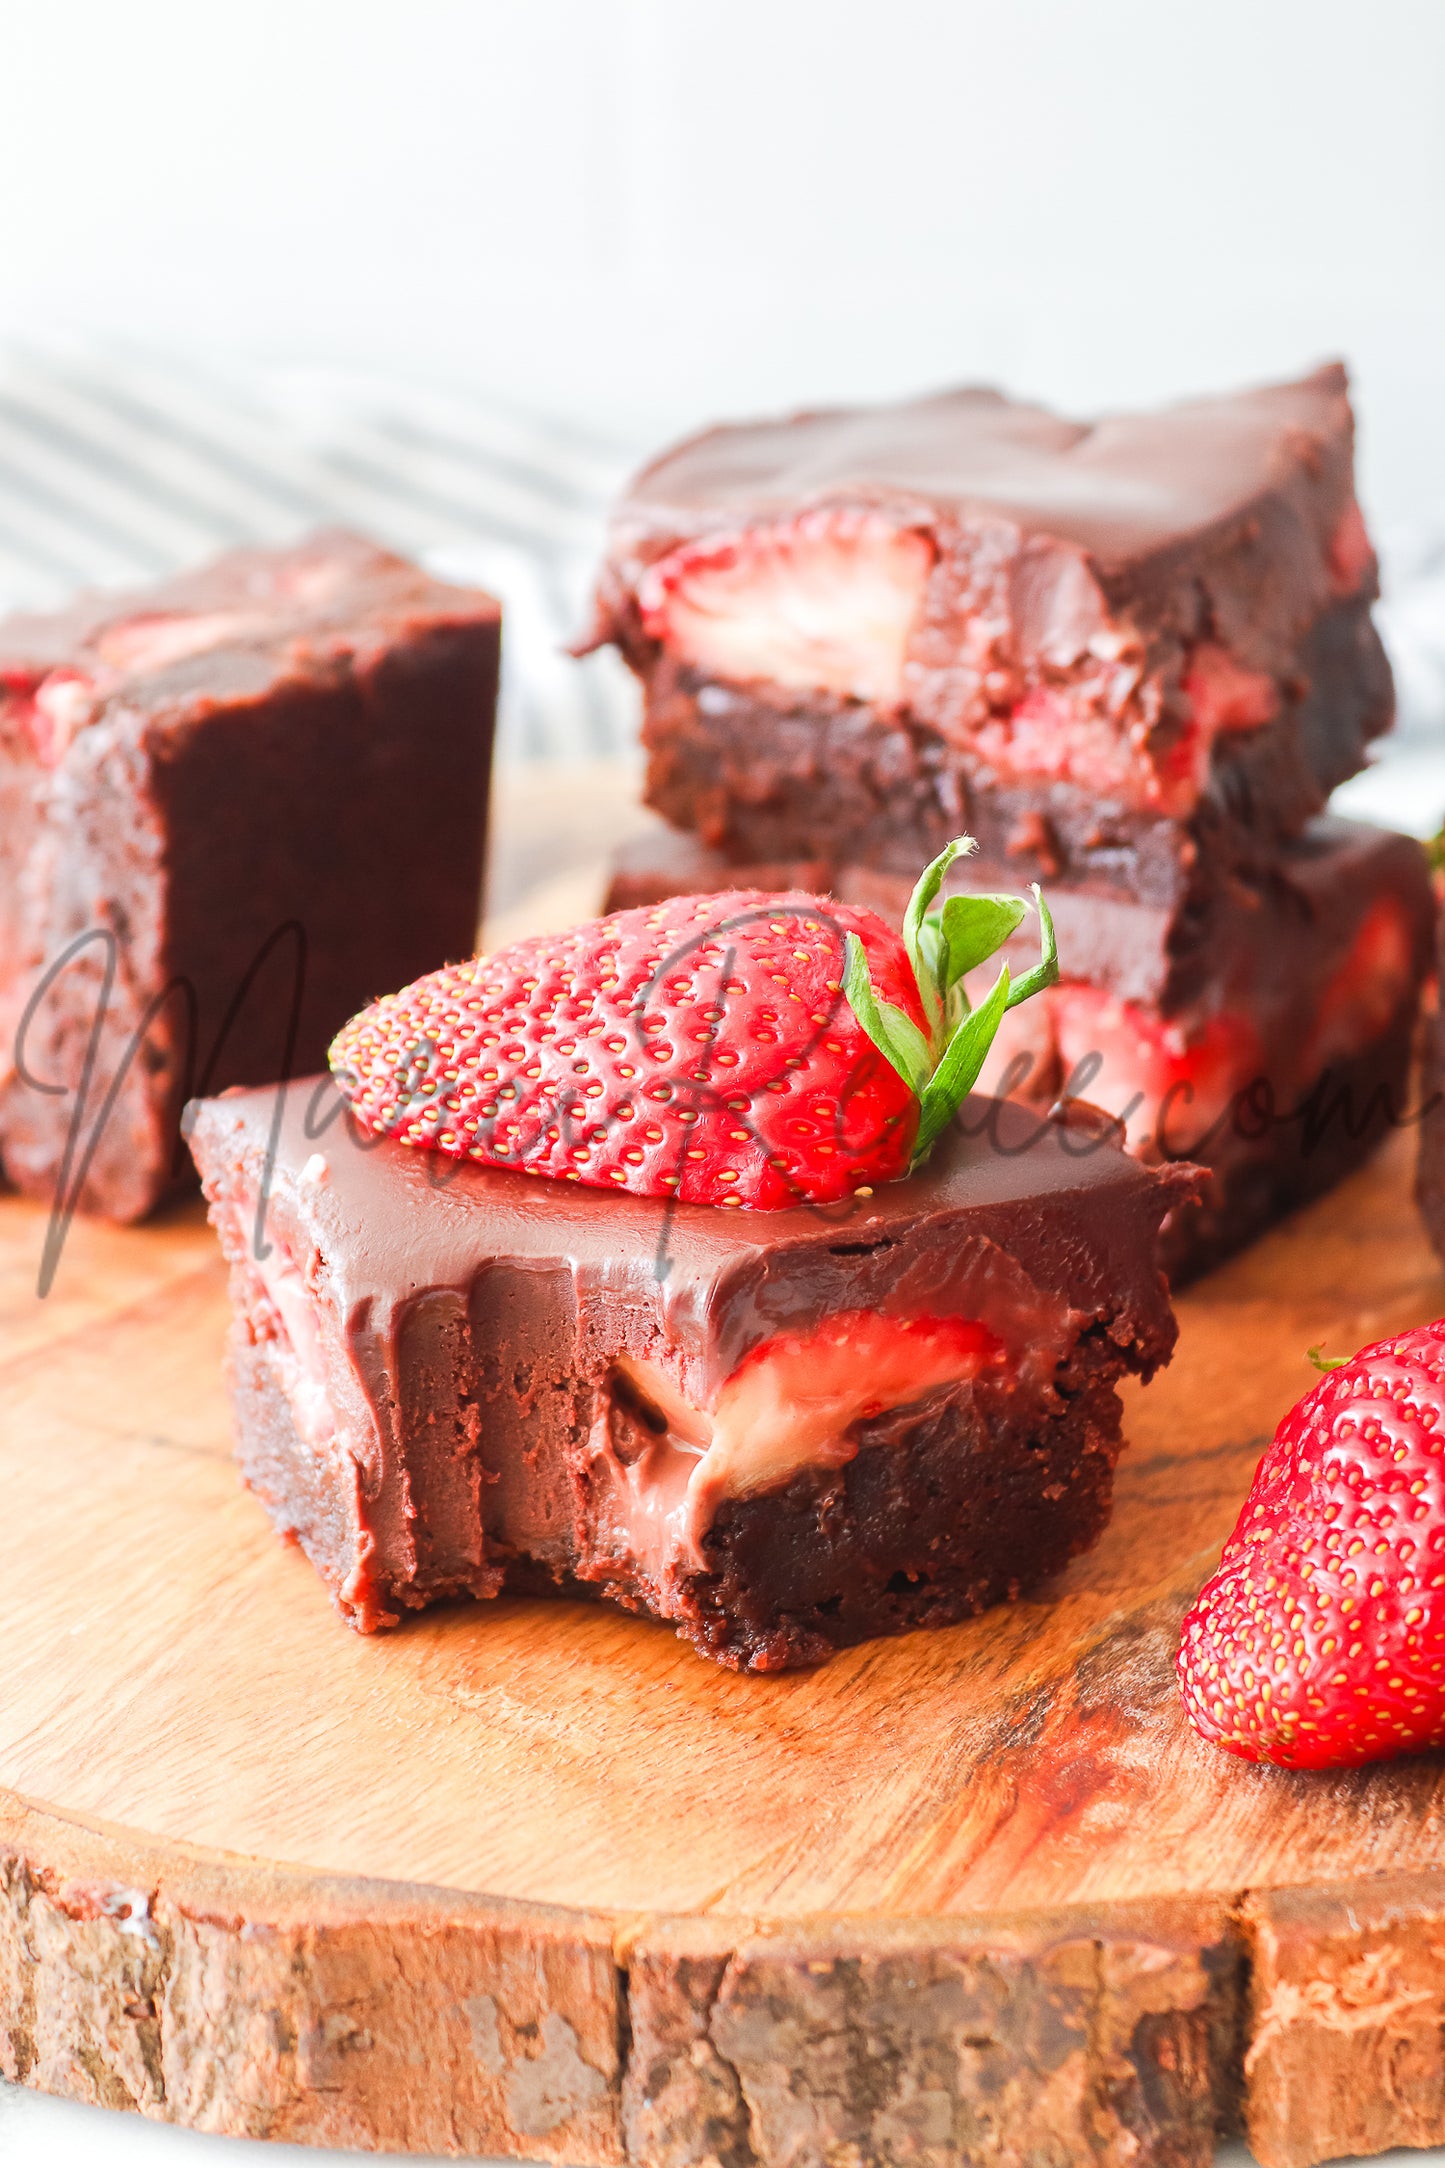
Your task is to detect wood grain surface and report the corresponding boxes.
[4,772,1445,2167]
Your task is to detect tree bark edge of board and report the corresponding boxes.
[3,1791,1444,2168]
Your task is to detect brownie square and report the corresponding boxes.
[189,1078,1191,1671]
[583,366,1392,904]
[0,531,500,1223]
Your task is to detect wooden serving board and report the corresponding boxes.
[4,777,1445,2168]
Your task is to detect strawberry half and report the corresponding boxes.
[1177,1322,1445,1769]
[329,839,1057,1210]
[635,507,934,707]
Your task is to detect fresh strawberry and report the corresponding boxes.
[329,839,1057,1210]
[635,507,934,707]
[1177,1321,1445,1768]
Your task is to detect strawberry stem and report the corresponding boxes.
[1307,1343,1350,1373]
[844,834,1059,1171]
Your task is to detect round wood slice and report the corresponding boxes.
[5,1125,1445,2168]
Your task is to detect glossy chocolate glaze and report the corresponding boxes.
[587,367,1390,862]
[598,366,1356,578]
[191,1079,1192,1664]
[0,533,499,1222]
[589,365,1366,696]
[0,528,497,713]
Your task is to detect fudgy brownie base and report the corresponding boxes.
[190,1079,1191,1671]
[636,593,1391,907]
[634,1335,1128,1672]
[235,1315,1128,1672]
[0,532,500,1222]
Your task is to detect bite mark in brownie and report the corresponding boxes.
[190,1079,1193,1669]
[0,531,500,1223]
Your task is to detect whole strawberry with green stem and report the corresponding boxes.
[1177,1322,1445,1769]
[329,836,1056,1209]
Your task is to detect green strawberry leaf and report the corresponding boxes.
[911,963,1011,1164]
[1004,886,1057,1010]
[842,932,932,1094]
[936,893,1028,985]
[845,850,1062,1175]
[901,835,976,1032]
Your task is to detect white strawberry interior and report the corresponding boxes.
[272,555,351,606]
[24,669,97,765]
[95,609,260,674]
[637,510,933,706]
[252,1233,337,1450]
[605,1309,1001,1575]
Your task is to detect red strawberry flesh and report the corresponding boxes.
[330,889,927,1209]
[1050,986,1261,1156]
[1177,1320,1445,1769]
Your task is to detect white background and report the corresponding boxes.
[1,3,1444,2158]
[0,0,1442,527]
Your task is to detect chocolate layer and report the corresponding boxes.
[0,532,500,1222]
[635,595,1391,901]
[593,369,1362,586]
[190,1079,1192,1670]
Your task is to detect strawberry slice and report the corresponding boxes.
[1050,986,1261,1156]
[1300,896,1417,1075]
[1,667,98,766]
[1181,644,1279,736]
[1327,499,1375,596]
[330,839,1057,1209]
[1178,1322,1445,1768]
[94,609,259,674]
[635,507,934,706]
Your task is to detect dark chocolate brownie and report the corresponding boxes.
[0,532,499,1223]
[583,367,1391,899]
[189,1079,1193,1671]
[604,817,1436,1285]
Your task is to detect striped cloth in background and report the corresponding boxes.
[0,342,638,764]
[0,341,1444,824]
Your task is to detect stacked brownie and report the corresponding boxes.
[0,532,499,1224]
[585,366,1435,1278]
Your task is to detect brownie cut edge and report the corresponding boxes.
[0,531,500,1223]
[190,1076,1195,1671]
